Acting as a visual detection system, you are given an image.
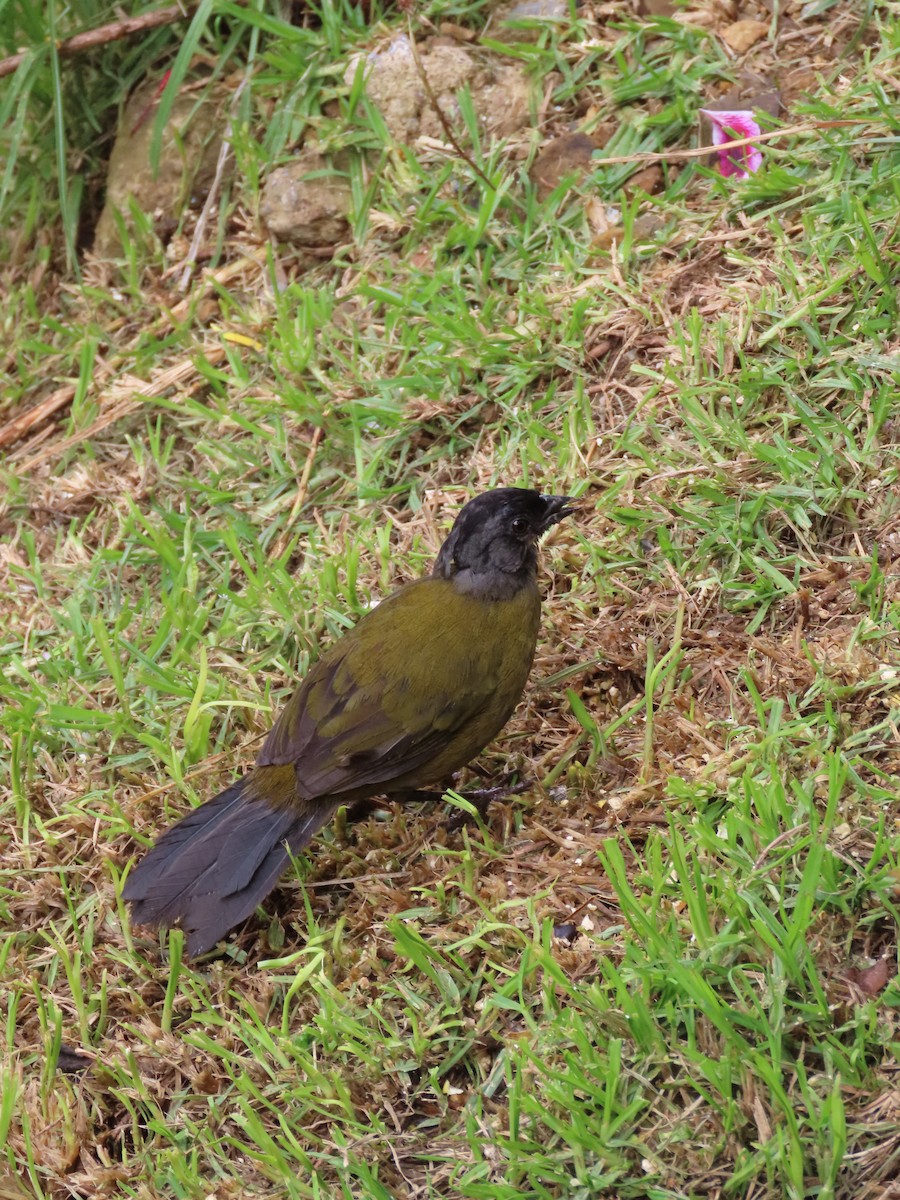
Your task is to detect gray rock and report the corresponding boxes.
[260,150,351,246]
[491,0,569,42]
[344,34,532,145]
[93,79,224,258]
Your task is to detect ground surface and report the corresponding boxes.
[1,1,900,1197]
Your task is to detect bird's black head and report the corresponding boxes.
[433,487,574,600]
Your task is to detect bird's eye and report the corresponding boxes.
[510,516,530,537]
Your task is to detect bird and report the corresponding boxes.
[123,487,573,956]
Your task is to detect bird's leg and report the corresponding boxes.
[396,789,448,804]
[341,789,447,825]
[342,777,531,832]
[446,776,532,831]
[341,798,386,824]
[394,775,532,817]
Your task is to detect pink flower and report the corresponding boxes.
[699,109,763,179]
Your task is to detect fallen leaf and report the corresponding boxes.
[56,1044,94,1074]
[673,6,719,25]
[848,956,893,998]
[779,67,818,103]
[624,164,664,196]
[438,21,477,41]
[584,195,610,237]
[221,330,264,351]
[192,1067,221,1094]
[590,226,621,251]
[752,1094,772,1142]
[637,0,676,14]
[585,337,613,360]
[721,18,768,52]
[531,131,596,199]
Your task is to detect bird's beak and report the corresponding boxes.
[539,494,576,532]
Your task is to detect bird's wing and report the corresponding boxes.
[256,579,508,798]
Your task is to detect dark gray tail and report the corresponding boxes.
[123,777,337,956]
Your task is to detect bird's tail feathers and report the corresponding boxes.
[123,775,337,956]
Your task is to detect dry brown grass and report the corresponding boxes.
[3,0,900,1195]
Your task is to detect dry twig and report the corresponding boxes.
[0,3,196,80]
[268,425,326,562]
[591,118,878,168]
[406,17,497,192]
[177,76,250,292]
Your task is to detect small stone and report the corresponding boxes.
[506,0,567,15]
[591,212,666,252]
[93,78,225,258]
[493,0,569,41]
[260,150,351,246]
[344,35,531,144]
[633,212,666,239]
